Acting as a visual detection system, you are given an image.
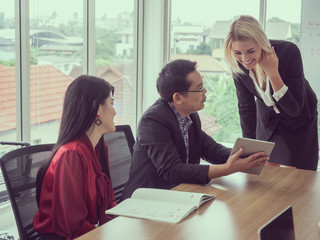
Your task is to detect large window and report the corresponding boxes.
[95,0,136,128]
[0,1,316,149]
[0,1,17,154]
[29,0,83,145]
[266,0,301,44]
[0,1,137,147]
[171,0,260,144]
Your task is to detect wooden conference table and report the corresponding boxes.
[76,166,320,240]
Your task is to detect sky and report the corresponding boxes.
[171,0,302,25]
[1,0,301,24]
[0,0,134,19]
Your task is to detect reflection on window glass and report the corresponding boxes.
[29,0,83,144]
[0,1,17,153]
[266,0,301,44]
[171,0,259,144]
[95,0,135,128]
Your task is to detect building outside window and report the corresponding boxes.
[95,0,136,129]
[0,0,137,147]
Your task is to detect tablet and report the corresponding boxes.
[258,206,295,240]
[230,137,275,175]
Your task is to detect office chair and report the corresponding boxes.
[104,125,135,203]
[0,141,31,204]
[0,144,54,240]
[0,141,31,147]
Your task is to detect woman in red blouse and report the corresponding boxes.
[33,75,118,240]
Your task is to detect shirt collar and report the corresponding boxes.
[168,102,193,128]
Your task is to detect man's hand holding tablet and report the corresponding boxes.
[208,138,274,179]
[229,137,275,175]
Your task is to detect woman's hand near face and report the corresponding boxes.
[260,47,279,77]
[260,47,284,92]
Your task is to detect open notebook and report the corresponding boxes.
[106,188,215,223]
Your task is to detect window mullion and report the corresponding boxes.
[15,0,30,143]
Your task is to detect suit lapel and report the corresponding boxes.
[242,73,256,95]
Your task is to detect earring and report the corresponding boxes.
[95,114,102,126]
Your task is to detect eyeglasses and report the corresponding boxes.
[181,86,205,93]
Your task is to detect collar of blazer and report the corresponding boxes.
[237,65,275,98]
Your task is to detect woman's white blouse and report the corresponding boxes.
[249,70,288,114]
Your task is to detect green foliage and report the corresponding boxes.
[95,58,111,66]
[203,75,241,143]
[53,24,118,65]
[95,29,119,66]
[0,46,38,66]
[291,23,300,40]
[187,42,212,55]
[0,59,15,66]
[30,46,38,64]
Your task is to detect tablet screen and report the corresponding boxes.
[258,206,295,240]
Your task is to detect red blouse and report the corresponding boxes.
[33,134,117,239]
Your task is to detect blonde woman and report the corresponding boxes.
[224,15,318,170]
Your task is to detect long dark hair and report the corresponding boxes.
[36,75,114,205]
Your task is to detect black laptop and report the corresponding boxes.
[258,206,295,240]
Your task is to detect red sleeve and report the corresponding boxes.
[51,150,95,239]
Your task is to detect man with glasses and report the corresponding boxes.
[121,59,268,200]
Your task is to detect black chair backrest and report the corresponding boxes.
[0,144,54,240]
[104,125,135,203]
[0,141,30,204]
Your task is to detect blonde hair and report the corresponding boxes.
[224,15,271,87]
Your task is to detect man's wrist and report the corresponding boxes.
[208,164,230,180]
